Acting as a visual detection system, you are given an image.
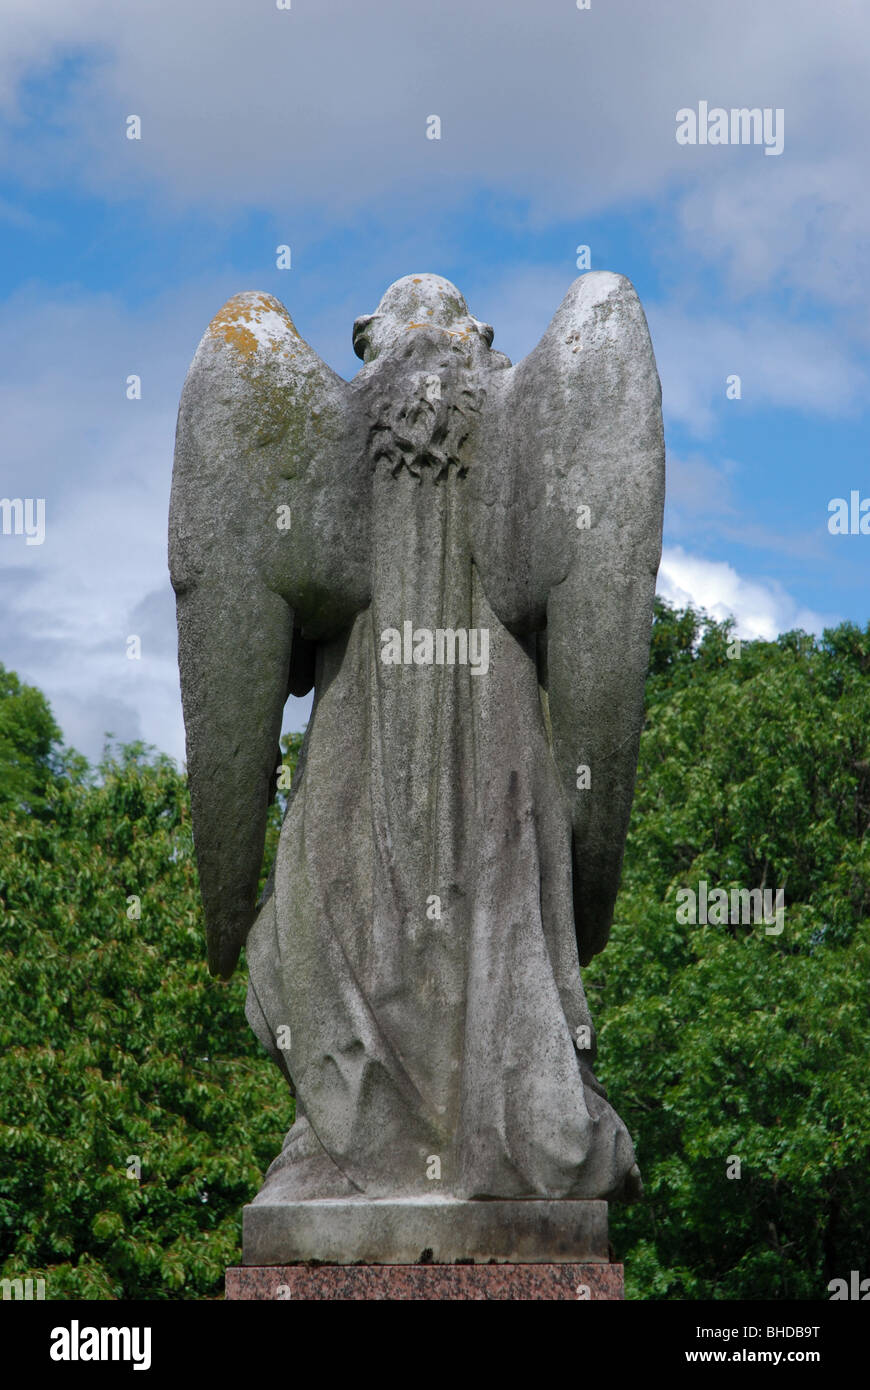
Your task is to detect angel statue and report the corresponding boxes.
[169,271,664,1220]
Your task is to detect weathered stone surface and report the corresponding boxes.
[242,1197,609,1266]
[170,271,664,1213]
[226,1261,624,1301]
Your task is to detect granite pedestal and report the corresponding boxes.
[226,1261,624,1300]
[227,1197,623,1299]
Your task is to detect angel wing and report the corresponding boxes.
[481,272,665,966]
[169,292,366,979]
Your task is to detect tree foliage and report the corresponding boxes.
[0,606,867,1299]
[0,663,62,816]
[0,731,301,1299]
[592,601,870,1298]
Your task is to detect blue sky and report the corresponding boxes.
[0,0,867,764]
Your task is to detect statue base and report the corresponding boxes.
[226,1261,623,1300]
[242,1196,609,1266]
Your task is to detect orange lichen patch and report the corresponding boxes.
[412,277,422,283]
[211,320,257,357]
[207,292,298,359]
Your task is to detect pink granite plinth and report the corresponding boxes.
[225,1263,623,1300]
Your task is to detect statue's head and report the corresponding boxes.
[353,274,494,364]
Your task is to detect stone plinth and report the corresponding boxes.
[226,1262,623,1300]
[242,1197,609,1267]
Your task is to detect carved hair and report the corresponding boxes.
[365,366,485,482]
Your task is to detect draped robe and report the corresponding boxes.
[244,345,639,1203]
[171,271,664,1209]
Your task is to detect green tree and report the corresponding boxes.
[1,612,868,1301]
[0,731,302,1299]
[592,603,870,1298]
[0,663,62,815]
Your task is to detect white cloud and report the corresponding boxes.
[1,0,867,755]
[0,270,853,762]
[0,279,322,764]
[0,283,187,763]
[657,546,832,640]
[469,268,869,440]
[647,305,867,436]
[0,0,868,304]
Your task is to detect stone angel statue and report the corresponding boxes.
[169,271,664,1210]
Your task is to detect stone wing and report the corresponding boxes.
[169,292,362,979]
[499,272,665,964]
